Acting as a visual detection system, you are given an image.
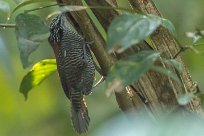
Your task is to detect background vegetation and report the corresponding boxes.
[0,0,204,136]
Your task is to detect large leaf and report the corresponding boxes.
[15,13,49,68]
[107,51,160,91]
[107,51,182,93]
[20,59,57,100]
[107,14,161,52]
[12,0,56,14]
[107,14,176,52]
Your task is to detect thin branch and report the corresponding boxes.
[24,3,59,13]
[24,2,138,14]
[0,24,16,28]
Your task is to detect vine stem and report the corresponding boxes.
[24,3,139,14]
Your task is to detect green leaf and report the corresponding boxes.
[164,59,183,73]
[150,65,180,82]
[15,13,49,68]
[161,18,177,37]
[107,51,160,89]
[12,0,56,14]
[107,14,176,52]
[20,59,57,100]
[107,14,161,52]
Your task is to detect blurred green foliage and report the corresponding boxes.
[92,110,204,136]
[0,0,204,136]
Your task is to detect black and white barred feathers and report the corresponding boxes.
[48,13,95,134]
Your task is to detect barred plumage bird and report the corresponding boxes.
[48,13,95,134]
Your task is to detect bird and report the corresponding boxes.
[48,13,95,134]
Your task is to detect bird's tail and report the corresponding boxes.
[71,91,90,134]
